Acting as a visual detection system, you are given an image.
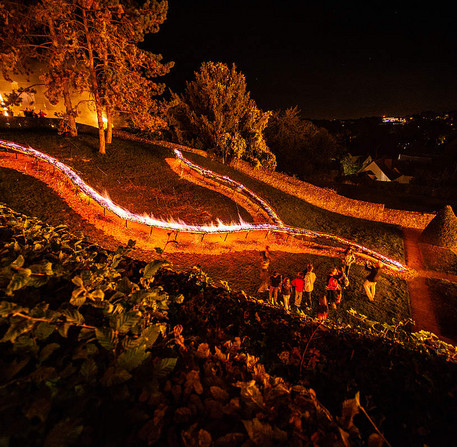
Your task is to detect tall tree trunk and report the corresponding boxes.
[82,8,106,155]
[106,108,113,144]
[96,105,106,154]
[46,14,78,137]
[63,82,77,137]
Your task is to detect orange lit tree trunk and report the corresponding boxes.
[106,107,113,144]
[81,7,105,155]
[45,11,78,137]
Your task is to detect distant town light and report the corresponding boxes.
[382,116,406,124]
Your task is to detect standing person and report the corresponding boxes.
[317,295,329,321]
[325,267,340,309]
[257,246,271,293]
[364,260,383,301]
[291,272,305,309]
[269,271,282,305]
[343,247,356,278]
[335,267,349,304]
[303,263,316,309]
[281,276,292,311]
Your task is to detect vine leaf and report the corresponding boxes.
[80,358,98,380]
[1,319,35,343]
[43,418,83,447]
[72,276,83,287]
[24,397,52,423]
[0,300,22,317]
[35,322,55,341]
[154,358,177,380]
[114,311,140,334]
[137,323,164,348]
[6,268,32,296]
[39,343,60,363]
[242,418,287,445]
[62,308,84,325]
[100,366,132,387]
[95,328,116,351]
[142,260,170,279]
[117,347,150,372]
[70,287,87,307]
[10,254,25,269]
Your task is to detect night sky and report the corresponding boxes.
[146,1,457,120]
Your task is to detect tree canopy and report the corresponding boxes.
[0,0,173,154]
[168,62,276,169]
[265,106,341,178]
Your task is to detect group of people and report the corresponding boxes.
[257,246,384,320]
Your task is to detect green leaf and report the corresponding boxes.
[117,276,139,294]
[117,346,150,372]
[6,269,32,295]
[153,358,177,379]
[0,300,22,317]
[13,335,38,354]
[58,323,71,338]
[72,276,83,287]
[10,255,25,269]
[142,260,170,279]
[89,289,105,301]
[1,319,35,343]
[24,397,51,423]
[39,343,60,362]
[137,324,164,348]
[95,328,116,351]
[70,287,87,307]
[1,357,30,381]
[35,322,55,340]
[114,311,140,334]
[44,418,83,447]
[242,418,287,445]
[28,275,49,288]
[100,366,132,387]
[62,308,85,325]
[80,358,98,380]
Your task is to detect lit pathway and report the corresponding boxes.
[403,228,456,344]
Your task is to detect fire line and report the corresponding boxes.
[0,139,407,272]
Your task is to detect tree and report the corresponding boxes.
[76,0,173,153]
[340,153,360,176]
[168,62,276,169]
[265,106,341,178]
[0,0,82,136]
[0,0,173,154]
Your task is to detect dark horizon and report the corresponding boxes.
[146,1,457,120]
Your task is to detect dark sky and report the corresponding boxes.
[145,1,457,120]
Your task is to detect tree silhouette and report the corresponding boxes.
[169,62,276,169]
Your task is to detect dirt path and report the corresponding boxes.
[403,228,456,344]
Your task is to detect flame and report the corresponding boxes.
[0,139,407,272]
[0,93,8,116]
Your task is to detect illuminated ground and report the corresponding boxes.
[0,135,456,343]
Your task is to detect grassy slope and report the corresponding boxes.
[0,128,252,225]
[0,127,409,326]
[184,152,405,261]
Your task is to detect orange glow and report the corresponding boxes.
[0,139,409,274]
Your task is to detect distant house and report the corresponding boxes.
[358,158,413,183]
